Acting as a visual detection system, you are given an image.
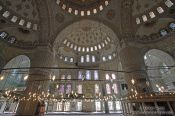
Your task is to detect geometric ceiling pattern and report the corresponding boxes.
[1,0,39,21]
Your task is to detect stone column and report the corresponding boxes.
[16,46,56,116]
[119,46,152,94]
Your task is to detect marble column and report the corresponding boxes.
[16,46,56,115]
[119,46,152,94]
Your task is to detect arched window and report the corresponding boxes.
[59,85,64,94]
[82,47,85,52]
[94,70,99,80]
[165,0,173,7]
[142,15,147,22]
[78,47,81,52]
[19,19,25,26]
[74,45,77,51]
[102,56,106,62]
[106,74,110,80]
[157,7,164,14]
[63,39,67,44]
[98,44,101,49]
[149,11,156,18]
[112,84,118,94]
[64,57,68,62]
[77,84,82,94]
[108,55,112,60]
[2,11,10,18]
[86,47,89,52]
[70,43,73,48]
[94,46,98,51]
[8,36,16,43]
[0,32,8,39]
[111,73,116,80]
[86,70,91,80]
[95,84,100,94]
[136,18,141,24]
[70,58,74,62]
[81,56,84,63]
[66,42,70,47]
[66,84,71,94]
[106,84,111,94]
[91,47,94,52]
[78,71,82,80]
[92,55,96,62]
[160,29,168,36]
[86,54,90,62]
[169,22,175,30]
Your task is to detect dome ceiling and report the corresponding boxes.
[56,0,110,16]
[132,0,162,16]
[61,0,108,8]
[54,20,119,51]
[66,27,109,46]
[1,0,39,22]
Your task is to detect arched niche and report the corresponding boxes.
[0,55,30,91]
[144,49,175,91]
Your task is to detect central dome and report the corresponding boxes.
[64,0,105,8]
[56,0,110,16]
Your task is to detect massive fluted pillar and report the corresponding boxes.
[16,46,56,115]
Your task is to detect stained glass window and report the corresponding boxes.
[95,84,100,94]
[86,54,90,62]
[81,56,84,63]
[106,84,111,94]
[77,84,82,94]
[0,32,8,39]
[86,70,91,80]
[169,22,175,30]
[78,71,82,80]
[165,0,173,8]
[106,74,110,80]
[64,57,68,62]
[94,70,99,80]
[59,85,64,94]
[111,73,116,80]
[92,56,96,62]
[70,58,74,62]
[66,84,71,94]
[112,84,118,94]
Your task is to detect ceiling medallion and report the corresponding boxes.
[56,0,111,16]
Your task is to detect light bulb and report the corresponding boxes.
[131,79,135,84]
[52,75,56,81]
[0,76,4,80]
[24,75,28,80]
